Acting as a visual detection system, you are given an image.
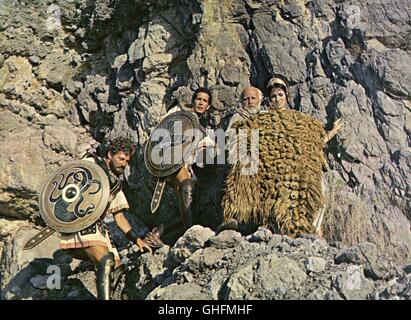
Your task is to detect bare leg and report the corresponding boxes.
[63,246,117,300]
[175,165,192,182]
[324,118,343,143]
[313,175,326,237]
[64,246,121,268]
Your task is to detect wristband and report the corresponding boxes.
[126,229,139,243]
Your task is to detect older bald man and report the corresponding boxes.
[226,86,264,131]
[217,86,264,233]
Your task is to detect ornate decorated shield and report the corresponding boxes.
[39,161,110,233]
[144,110,203,178]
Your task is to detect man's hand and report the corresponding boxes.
[115,212,153,254]
[136,237,153,254]
[197,136,215,149]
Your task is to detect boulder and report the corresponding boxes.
[207,230,243,249]
[0,225,68,299]
[0,128,46,219]
[304,257,327,273]
[147,282,212,300]
[332,265,375,300]
[169,226,215,265]
[224,254,307,299]
[43,125,78,155]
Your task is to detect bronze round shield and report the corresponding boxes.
[144,110,203,177]
[39,160,110,233]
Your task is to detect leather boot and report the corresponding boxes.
[179,179,195,229]
[112,264,125,295]
[96,252,115,300]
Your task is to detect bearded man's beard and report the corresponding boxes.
[248,105,261,115]
[109,162,124,176]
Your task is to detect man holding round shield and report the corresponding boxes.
[27,137,152,300]
[145,88,218,233]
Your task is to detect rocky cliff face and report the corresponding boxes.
[1,225,410,300]
[0,0,410,299]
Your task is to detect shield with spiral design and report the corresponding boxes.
[144,110,203,178]
[39,160,110,233]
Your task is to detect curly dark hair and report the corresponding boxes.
[192,87,213,106]
[106,137,136,157]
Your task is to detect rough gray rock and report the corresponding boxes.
[43,125,78,155]
[30,275,52,290]
[267,234,285,249]
[0,120,95,220]
[1,0,410,263]
[147,282,212,300]
[208,268,229,300]
[0,0,410,300]
[332,265,375,300]
[222,262,255,300]
[305,257,327,274]
[224,254,307,300]
[0,109,29,132]
[186,247,224,273]
[37,50,75,90]
[121,245,171,300]
[335,242,395,280]
[0,128,47,219]
[246,227,273,243]
[1,221,409,300]
[0,226,62,299]
[373,276,411,300]
[168,225,215,265]
[207,230,243,249]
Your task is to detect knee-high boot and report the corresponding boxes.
[96,252,115,300]
[179,179,195,229]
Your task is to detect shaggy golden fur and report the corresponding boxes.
[223,108,326,237]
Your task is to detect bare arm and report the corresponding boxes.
[324,118,344,143]
[114,211,152,253]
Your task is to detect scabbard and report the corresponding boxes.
[150,178,167,213]
[23,226,56,250]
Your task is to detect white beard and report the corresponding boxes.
[247,105,261,115]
